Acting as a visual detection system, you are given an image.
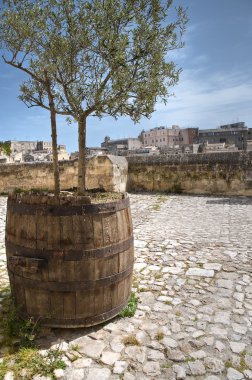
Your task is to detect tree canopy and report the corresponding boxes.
[0,0,188,193]
[0,141,11,156]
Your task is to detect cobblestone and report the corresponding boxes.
[0,194,252,379]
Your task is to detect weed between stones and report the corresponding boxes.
[119,293,138,318]
[0,286,66,379]
[122,335,140,346]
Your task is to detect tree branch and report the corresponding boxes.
[2,55,47,85]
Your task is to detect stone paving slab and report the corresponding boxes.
[0,194,252,379]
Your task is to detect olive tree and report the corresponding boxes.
[1,0,187,195]
[0,0,69,195]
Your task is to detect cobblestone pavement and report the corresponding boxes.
[0,194,252,380]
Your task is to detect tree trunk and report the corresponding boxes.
[50,107,60,196]
[77,116,87,194]
[44,72,60,196]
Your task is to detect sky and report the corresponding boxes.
[0,0,252,153]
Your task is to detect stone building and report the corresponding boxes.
[198,122,249,150]
[141,125,198,148]
[101,136,142,155]
[36,141,52,151]
[8,140,37,154]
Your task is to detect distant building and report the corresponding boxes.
[203,142,238,153]
[10,151,23,163]
[101,136,142,155]
[140,126,198,148]
[46,148,69,161]
[86,147,108,156]
[0,154,8,164]
[23,154,35,162]
[198,122,248,150]
[128,146,160,156]
[8,140,37,154]
[4,140,69,163]
[247,140,252,151]
[36,141,52,151]
[70,151,79,160]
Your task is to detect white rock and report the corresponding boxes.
[244,369,252,379]
[173,365,186,379]
[147,348,165,360]
[101,351,120,366]
[232,323,248,335]
[4,372,14,380]
[153,302,172,312]
[176,279,186,286]
[53,369,64,379]
[162,266,183,274]
[203,263,222,271]
[162,337,178,348]
[204,336,215,346]
[172,297,182,305]
[190,350,207,359]
[157,295,172,302]
[85,368,111,380]
[51,341,69,352]
[245,355,252,370]
[143,361,161,376]
[125,346,146,363]
[192,330,205,338]
[215,340,226,352]
[124,372,136,380]
[113,361,128,374]
[214,311,231,325]
[189,299,201,306]
[227,367,244,380]
[110,336,124,352]
[134,262,147,271]
[216,279,234,289]
[134,240,146,248]
[188,360,206,375]
[230,341,246,354]
[171,321,181,333]
[233,293,245,302]
[72,358,93,368]
[148,265,160,271]
[71,337,105,359]
[210,326,228,338]
[186,268,214,277]
[57,369,84,380]
[204,357,225,373]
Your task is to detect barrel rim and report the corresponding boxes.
[7,194,130,215]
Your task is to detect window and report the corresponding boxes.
[163,138,165,141]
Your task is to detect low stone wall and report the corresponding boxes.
[0,156,128,193]
[1,152,252,196]
[127,151,252,196]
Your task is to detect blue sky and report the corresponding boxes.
[0,0,252,152]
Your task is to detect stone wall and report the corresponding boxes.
[0,156,128,193]
[127,151,252,196]
[1,152,252,196]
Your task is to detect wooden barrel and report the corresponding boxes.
[5,193,134,328]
